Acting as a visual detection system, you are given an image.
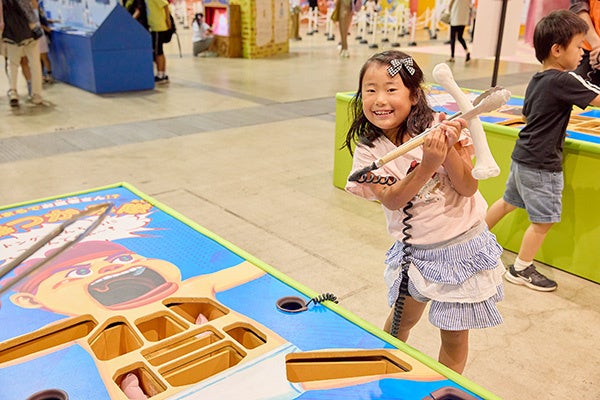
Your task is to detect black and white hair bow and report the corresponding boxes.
[387,57,415,77]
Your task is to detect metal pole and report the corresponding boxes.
[491,0,508,87]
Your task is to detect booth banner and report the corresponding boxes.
[274,0,289,43]
[255,0,273,46]
[472,0,524,59]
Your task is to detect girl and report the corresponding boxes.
[344,50,504,373]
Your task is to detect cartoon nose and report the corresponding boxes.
[98,264,123,274]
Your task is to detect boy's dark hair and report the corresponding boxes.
[343,50,433,155]
[533,10,588,63]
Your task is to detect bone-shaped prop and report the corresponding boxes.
[433,63,507,180]
[348,87,510,182]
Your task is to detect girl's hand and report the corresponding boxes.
[420,117,466,172]
[439,116,467,148]
[420,128,449,173]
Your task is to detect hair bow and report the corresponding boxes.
[387,58,415,77]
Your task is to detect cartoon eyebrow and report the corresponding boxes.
[105,253,134,263]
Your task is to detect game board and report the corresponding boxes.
[426,85,600,144]
[0,183,497,399]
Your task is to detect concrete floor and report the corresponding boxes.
[1,22,599,400]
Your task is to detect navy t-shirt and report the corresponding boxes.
[512,69,599,171]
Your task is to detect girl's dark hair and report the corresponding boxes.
[343,50,433,155]
[533,10,588,63]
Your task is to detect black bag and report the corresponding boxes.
[1,0,38,45]
[164,13,176,43]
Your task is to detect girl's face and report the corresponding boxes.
[361,62,416,139]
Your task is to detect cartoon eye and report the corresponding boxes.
[110,254,133,264]
[66,267,93,278]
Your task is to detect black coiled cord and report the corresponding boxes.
[389,199,413,338]
[355,174,397,186]
[306,292,338,307]
[389,161,418,338]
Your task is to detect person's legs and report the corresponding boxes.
[504,222,557,291]
[153,31,169,82]
[455,25,467,51]
[518,222,554,263]
[455,25,470,61]
[20,57,31,81]
[193,37,213,55]
[439,329,469,374]
[338,0,352,57]
[20,56,32,97]
[487,161,522,229]
[383,296,426,342]
[156,54,166,73]
[6,44,23,106]
[503,164,561,291]
[485,198,516,229]
[41,53,53,82]
[448,26,457,60]
[24,40,43,103]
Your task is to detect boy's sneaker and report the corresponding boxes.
[505,264,557,292]
[8,90,19,108]
[154,75,169,84]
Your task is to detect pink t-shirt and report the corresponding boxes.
[345,130,487,246]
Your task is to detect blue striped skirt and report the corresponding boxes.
[384,223,504,331]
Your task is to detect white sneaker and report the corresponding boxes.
[30,94,44,105]
[340,49,349,58]
[8,89,19,108]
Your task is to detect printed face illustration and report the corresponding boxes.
[8,241,181,316]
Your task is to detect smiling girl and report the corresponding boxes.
[344,50,505,374]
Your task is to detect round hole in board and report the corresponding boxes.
[26,388,69,400]
[276,296,308,313]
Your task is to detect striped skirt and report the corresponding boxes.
[384,223,504,331]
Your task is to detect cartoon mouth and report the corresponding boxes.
[88,266,177,309]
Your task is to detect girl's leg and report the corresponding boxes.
[383,296,426,342]
[439,329,469,373]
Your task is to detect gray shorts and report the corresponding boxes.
[503,161,563,223]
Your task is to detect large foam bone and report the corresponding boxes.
[347,88,509,182]
[432,63,503,180]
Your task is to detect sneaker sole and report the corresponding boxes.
[504,270,557,292]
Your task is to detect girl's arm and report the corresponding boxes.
[442,142,478,197]
[437,116,477,196]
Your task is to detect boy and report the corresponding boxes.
[486,10,600,292]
